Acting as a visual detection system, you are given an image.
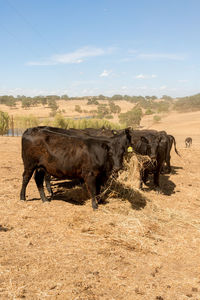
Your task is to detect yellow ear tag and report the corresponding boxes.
[127,146,133,153]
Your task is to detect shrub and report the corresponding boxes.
[153,115,161,123]
[15,115,39,131]
[145,109,154,115]
[0,111,10,135]
[75,105,82,113]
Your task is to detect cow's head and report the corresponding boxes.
[108,129,132,173]
[133,135,159,162]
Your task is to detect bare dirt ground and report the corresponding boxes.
[0,111,200,300]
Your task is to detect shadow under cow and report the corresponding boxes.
[170,165,183,175]
[0,225,13,232]
[52,179,147,210]
[53,184,88,206]
[141,173,176,196]
[108,180,147,210]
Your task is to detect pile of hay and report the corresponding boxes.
[102,152,152,204]
[117,152,152,189]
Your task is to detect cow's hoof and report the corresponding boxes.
[92,204,98,210]
[42,198,51,203]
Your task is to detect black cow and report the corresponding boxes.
[185,137,192,148]
[20,127,132,209]
[163,134,180,173]
[129,130,166,191]
[68,127,117,137]
[36,126,126,196]
[129,130,180,191]
[34,126,123,196]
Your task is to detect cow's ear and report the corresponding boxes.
[141,136,148,143]
[125,128,132,141]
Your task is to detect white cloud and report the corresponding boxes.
[159,85,167,90]
[100,70,112,77]
[135,74,157,79]
[27,46,111,66]
[135,74,145,79]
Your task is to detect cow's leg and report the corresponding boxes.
[153,167,162,193]
[20,168,34,200]
[165,156,171,173]
[34,169,50,202]
[95,174,107,203]
[84,175,98,210]
[143,169,149,184]
[140,169,148,189]
[139,170,144,189]
[44,173,53,198]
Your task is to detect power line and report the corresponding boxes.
[6,0,59,54]
[0,21,44,59]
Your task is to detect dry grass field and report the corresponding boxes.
[0,109,200,299]
[0,99,135,120]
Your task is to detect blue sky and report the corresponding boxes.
[0,0,200,97]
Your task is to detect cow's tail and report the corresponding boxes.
[171,135,181,157]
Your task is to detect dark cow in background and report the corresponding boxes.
[185,137,192,148]
[129,130,167,191]
[20,127,132,209]
[128,129,180,191]
[163,134,180,173]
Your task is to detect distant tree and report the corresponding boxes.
[145,96,151,100]
[40,97,47,106]
[119,107,142,127]
[75,105,82,113]
[0,96,17,107]
[111,94,123,101]
[47,99,59,110]
[48,98,59,116]
[87,98,99,105]
[162,95,173,101]
[151,96,157,100]
[109,101,121,114]
[61,94,69,100]
[123,95,132,101]
[173,93,200,112]
[21,98,32,109]
[98,94,106,100]
[97,104,110,118]
[0,111,10,135]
